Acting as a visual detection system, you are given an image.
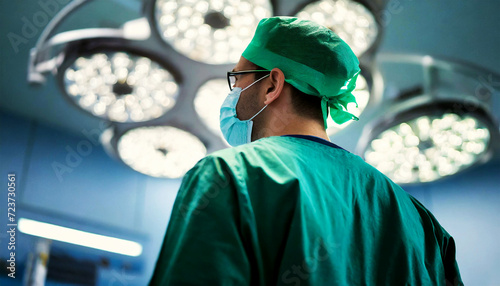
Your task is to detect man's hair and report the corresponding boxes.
[253,64,323,122]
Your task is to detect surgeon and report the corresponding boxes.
[149,17,463,285]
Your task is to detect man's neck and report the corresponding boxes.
[252,114,330,142]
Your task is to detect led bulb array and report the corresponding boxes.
[364,113,491,183]
[64,52,178,123]
[155,0,272,64]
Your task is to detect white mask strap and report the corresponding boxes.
[249,104,268,121]
[241,73,270,121]
[241,74,270,92]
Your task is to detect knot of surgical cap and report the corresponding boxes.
[320,70,360,129]
[241,16,361,128]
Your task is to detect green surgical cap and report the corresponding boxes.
[242,16,361,128]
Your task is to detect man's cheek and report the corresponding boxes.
[235,99,244,119]
[236,95,251,120]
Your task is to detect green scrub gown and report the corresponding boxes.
[149,135,462,285]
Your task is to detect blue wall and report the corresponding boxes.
[0,110,180,285]
[404,162,500,286]
[1,109,499,285]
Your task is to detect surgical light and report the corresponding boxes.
[296,0,378,56]
[117,126,207,178]
[18,218,142,257]
[194,78,228,140]
[63,51,178,122]
[154,0,272,64]
[364,112,492,184]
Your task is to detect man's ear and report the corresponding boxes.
[263,68,285,105]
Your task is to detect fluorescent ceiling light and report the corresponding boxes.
[18,218,143,257]
[122,17,151,40]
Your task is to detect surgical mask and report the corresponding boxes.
[219,74,270,146]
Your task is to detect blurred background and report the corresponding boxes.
[0,0,499,285]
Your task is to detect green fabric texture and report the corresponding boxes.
[241,17,361,128]
[149,136,462,285]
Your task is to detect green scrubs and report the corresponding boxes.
[149,135,462,285]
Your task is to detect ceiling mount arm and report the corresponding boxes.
[28,0,151,85]
[28,0,93,84]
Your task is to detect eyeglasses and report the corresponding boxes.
[227,70,270,91]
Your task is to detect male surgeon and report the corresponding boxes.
[149,17,463,285]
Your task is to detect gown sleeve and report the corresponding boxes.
[149,156,251,286]
[409,196,463,286]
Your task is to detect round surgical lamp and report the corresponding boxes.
[359,100,497,184]
[113,125,207,178]
[295,0,381,57]
[194,78,228,141]
[154,0,273,64]
[60,49,179,123]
